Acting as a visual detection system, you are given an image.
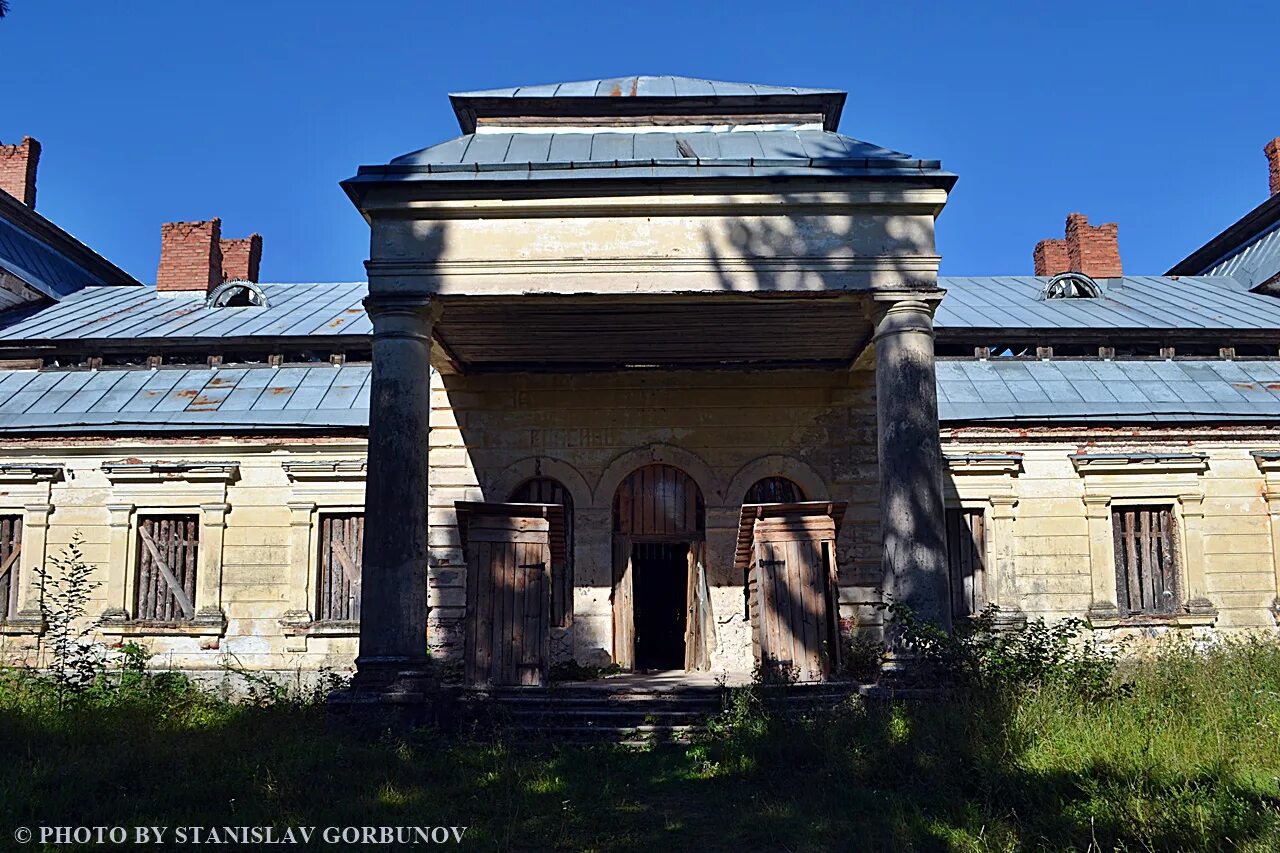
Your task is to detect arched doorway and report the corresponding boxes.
[611,464,712,671]
[509,477,574,628]
[744,476,806,504]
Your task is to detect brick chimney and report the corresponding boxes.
[1033,213,1123,278]
[219,234,262,283]
[0,137,41,208]
[1266,138,1280,198]
[157,219,223,293]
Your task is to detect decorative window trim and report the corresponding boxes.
[0,466,62,635]
[1076,454,1214,627]
[943,453,1023,628]
[99,461,234,636]
[279,459,367,651]
[1250,452,1280,624]
[103,461,239,485]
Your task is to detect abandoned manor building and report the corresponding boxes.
[3,77,1280,690]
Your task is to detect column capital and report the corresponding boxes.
[869,290,945,342]
[363,295,439,343]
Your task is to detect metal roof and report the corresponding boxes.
[10,275,1280,346]
[935,275,1280,330]
[348,127,947,187]
[938,358,1280,423]
[0,364,369,433]
[447,76,848,134]
[1198,222,1280,290]
[5,358,1280,433]
[450,76,843,100]
[0,190,139,301]
[1168,192,1280,290]
[0,282,369,343]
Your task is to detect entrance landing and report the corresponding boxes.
[559,670,752,692]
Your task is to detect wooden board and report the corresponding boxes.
[461,505,554,687]
[318,513,363,621]
[135,515,199,621]
[612,535,634,670]
[746,508,842,682]
[0,515,22,621]
[945,508,987,618]
[613,464,703,538]
[509,478,573,628]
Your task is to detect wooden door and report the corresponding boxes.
[683,541,715,671]
[612,536,635,670]
[748,512,839,682]
[463,511,552,687]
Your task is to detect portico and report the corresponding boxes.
[340,76,956,695]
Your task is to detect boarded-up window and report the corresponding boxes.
[0,515,22,621]
[1112,505,1180,615]
[744,477,805,504]
[135,515,199,622]
[509,479,573,627]
[317,513,363,622]
[945,507,987,618]
[613,464,705,537]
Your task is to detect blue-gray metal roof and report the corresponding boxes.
[0,282,369,342]
[935,275,1280,330]
[451,76,842,100]
[1198,221,1280,291]
[0,364,369,433]
[4,358,1280,432]
[351,128,946,185]
[938,358,1280,423]
[0,215,108,300]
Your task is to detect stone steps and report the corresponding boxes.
[462,679,882,744]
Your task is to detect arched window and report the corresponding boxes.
[206,279,269,308]
[744,476,805,505]
[613,464,705,536]
[509,477,573,627]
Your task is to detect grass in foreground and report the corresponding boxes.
[3,634,1280,852]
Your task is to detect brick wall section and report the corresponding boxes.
[1033,239,1070,276]
[1034,213,1123,278]
[0,137,41,208]
[156,219,222,293]
[220,235,262,282]
[1266,138,1280,198]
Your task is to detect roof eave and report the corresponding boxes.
[1167,192,1280,276]
[447,91,848,134]
[0,191,140,291]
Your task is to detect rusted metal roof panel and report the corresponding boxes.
[936,276,1280,330]
[0,364,370,433]
[939,358,1280,423]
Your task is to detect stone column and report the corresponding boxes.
[194,502,229,629]
[873,293,950,633]
[353,295,437,692]
[9,503,53,629]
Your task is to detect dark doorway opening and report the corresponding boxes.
[632,542,688,671]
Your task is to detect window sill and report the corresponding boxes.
[1088,612,1217,629]
[100,619,226,638]
[281,619,359,638]
[0,615,44,636]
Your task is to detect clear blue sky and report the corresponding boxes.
[2,1,1276,283]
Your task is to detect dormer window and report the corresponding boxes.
[1042,272,1102,300]
[206,280,268,308]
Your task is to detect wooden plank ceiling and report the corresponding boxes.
[435,295,871,372]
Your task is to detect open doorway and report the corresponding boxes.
[632,542,689,671]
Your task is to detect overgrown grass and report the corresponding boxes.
[3,633,1280,851]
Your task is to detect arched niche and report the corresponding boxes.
[725,454,829,506]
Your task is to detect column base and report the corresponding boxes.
[329,657,452,734]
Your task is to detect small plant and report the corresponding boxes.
[841,632,885,683]
[752,656,799,687]
[884,601,1118,696]
[35,535,106,704]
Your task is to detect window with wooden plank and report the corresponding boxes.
[945,507,987,618]
[0,515,22,621]
[744,476,805,505]
[134,515,199,622]
[317,513,363,622]
[509,478,573,628]
[1112,505,1180,615]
